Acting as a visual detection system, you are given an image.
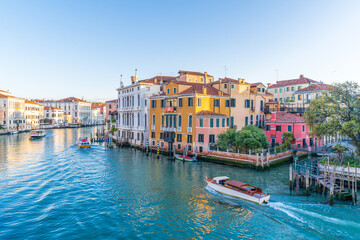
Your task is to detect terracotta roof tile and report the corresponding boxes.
[294,83,332,93]
[195,110,227,117]
[44,106,63,111]
[178,70,213,77]
[268,75,318,89]
[58,97,90,103]
[273,112,305,123]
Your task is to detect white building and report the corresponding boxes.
[35,97,92,125]
[44,107,64,126]
[0,90,28,131]
[25,100,44,129]
[116,75,175,146]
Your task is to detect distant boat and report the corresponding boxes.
[174,153,197,162]
[77,137,91,149]
[10,131,19,135]
[30,129,46,139]
[204,176,270,204]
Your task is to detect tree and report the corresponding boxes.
[332,144,347,163]
[235,125,269,152]
[304,81,360,156]
[282,132,295,150]
[43,118,51,123]
[216,129,237,151]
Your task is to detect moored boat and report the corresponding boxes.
[174,153,197,162]
[77,137,91,148]
[10,131,19,135]
[30,129,46,139]
[204,176,270,204]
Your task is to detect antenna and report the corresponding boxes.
[120,74,123,88]
[135,69,138,83]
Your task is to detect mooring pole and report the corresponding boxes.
[290,164,293,190]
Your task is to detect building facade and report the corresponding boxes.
[44,107,64,126]
[293,83,332,107]
[0,90,27,131]
[116,75,175,146]
[24,100,44,129]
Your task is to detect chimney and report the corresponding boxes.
[135,69,138,83]
[203,87,207,95]
[267,83,271,88]
[131,76,135,85]
[238,78,242,83]
[154,78,157,84]
[204,72,208,80]
[300,74,304,78]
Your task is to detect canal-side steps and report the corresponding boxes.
[289,157,359,204]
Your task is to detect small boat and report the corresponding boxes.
[30,129,46,139]
[77,137,91,148]
[174,153,197,162]
[204,176,270,204]
[10,131,19,135]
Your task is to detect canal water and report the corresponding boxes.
[0,127,359,240]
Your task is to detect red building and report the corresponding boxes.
[264,112,322,149]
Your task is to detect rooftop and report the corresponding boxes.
[268,75,318,89]
[272,112,305,123]
[44,106,63,111]
[178,70,213,77]
[294,83,332,93]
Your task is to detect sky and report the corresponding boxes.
[1,0,360,102]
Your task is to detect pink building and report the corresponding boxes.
[195,111,228,153]
[264,112,322,149]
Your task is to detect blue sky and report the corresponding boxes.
[1,0,359,101]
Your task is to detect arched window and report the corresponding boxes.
[178,115,182,127]
[188,115,193,127]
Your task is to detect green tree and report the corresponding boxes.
[332,144,347,163]
[236,125,269,152]
[216,129,237,151]
[43,118,51,123]
[304,81,360,156]
[282,131,295,150]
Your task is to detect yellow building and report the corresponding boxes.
[25,100,44,129]
[149,71,229,153]
[209,78,273,130]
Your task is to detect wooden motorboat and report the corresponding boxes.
[204,176,270,204]
[174,153,197,162]
[10,131,19,135]
[77,137,91,149]
[30,129,46,139]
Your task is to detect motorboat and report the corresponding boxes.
[204,176,270,204]
[174,153,197,162]
[10,131,19,135]
[77,137,91,148]
[30,129,46,139]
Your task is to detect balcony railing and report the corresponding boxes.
[164,106,177,112]
[177,127,182,132]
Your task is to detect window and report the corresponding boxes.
[231,84,234,89]
[302,125,305,132]
[230,117,234,128]
[210,118,214,128]
[209,134,215,143]
[298,86,301,90]
[199,146,203,152]
[279,89,283,93]
[161,115,164,127]
[151,132,155,138]
[160,133,164,139]
[275,98,278,102]
[245,117,249,126]
[178,144,181,149]
[179,98,183,107]
[224,84,227,89]
[214,99,220,107]
[276,126,281,131]
[198,134,204,143]
[227,118,229,126]
[231,98,236,107]
[161,142,164,147]
[187,135,193,143]
[167,88,170,94]
[151,100,156,108]
[291,86,295,91]
[250,115,253,125]
[280,98,283,103]
[188,97,193,107]
[266,125,270,131]
[216,118,220,128]
[275,89,278,94]
[173,88,177,94]
[152,115,156,127]
[198,98,202,106]
[245,99,250,108]
[161,99,165,108]
[286,87,290,92]
[188,115,193,127]
[152,141,155,146]
[178,115,182,127]
[199,118,203,127]
[177,134,182,142]
[288,125,292,131]
[257,87,261,92]
[222,118,225,127]
[226,100,230,107]
[262,88,265,92]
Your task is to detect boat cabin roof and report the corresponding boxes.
[213,176,229,183]
[227,180,256,190]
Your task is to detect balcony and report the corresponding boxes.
[187,127,192,132]
[164,106,177,112]
[177,127,182,132]
[163,127,176,132]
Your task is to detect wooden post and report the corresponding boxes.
[323,163,327,194]
[355,166,358,203]
[330,168,334,205]
[267,152,270,169]
[352,172,355,205]
[310,161,313,190]
[305,168,310,195]
[249,149,252,155]
[340,166,344,199]
[256,153,259,168]
[348,162,350,191]
[261,152,264,169]
[296,167,300,193]
[290,164,293,190]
